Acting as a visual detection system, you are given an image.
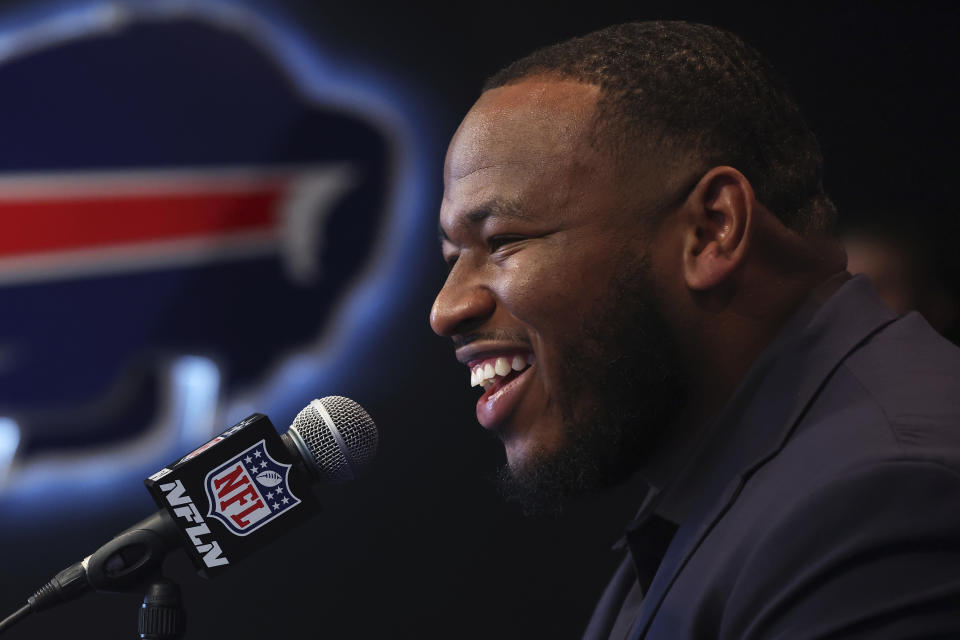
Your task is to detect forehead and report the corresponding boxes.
[445,79,603,184]
[441,79,614,234]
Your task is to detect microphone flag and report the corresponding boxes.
[144,414,320,577]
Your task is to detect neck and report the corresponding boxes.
[642,265,849,520]
[688,226,847,421]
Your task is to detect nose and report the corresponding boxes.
[430,264,496,337]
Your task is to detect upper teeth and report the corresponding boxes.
[470,354,533,388]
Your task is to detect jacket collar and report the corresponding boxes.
[630,273,898,638]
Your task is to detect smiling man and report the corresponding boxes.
[431,22,960,639]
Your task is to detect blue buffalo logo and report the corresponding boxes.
[0,2,428,504]
[204,439,300,536]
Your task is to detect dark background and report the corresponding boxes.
[0,2,955,638]
[278,0,957,217]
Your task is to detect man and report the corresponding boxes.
[431,21,960,639]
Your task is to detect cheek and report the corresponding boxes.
[494,243,616,334]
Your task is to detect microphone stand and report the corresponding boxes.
[0,511,186,637]
[138,576,186,639]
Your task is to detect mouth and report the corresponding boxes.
[466,353,536,429]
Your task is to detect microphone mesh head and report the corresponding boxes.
[289,396,378,483]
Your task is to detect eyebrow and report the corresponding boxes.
[438,198,528,243]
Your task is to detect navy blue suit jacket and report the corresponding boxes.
[585,275,960,639]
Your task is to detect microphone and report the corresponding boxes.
[0,396,378,633]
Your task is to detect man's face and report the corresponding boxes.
[431,79,685,508]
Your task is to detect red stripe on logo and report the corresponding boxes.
[0,190,282,257]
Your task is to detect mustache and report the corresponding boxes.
[452,329,532,349]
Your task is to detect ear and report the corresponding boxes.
[681,166,756,291]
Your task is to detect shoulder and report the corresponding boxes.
[716,313,960,638]
[783,309,960,474]
[838,311,960,459]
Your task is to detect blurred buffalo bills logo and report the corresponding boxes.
[0,3,419,500]
[204,439,300,536]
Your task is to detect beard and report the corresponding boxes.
[496,251,687,515]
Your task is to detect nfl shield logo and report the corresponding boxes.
[204,440,301,536]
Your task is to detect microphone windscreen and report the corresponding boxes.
[288,396,378,483]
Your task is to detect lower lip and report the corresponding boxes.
[476,365,535,430]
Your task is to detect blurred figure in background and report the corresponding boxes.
[844,216,959,345]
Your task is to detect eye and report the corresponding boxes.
[487,235,525,253]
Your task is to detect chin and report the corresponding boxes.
[496,434,576,517]
[502,430,560,473]
[502,442,530,472]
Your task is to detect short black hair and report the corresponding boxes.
[485,21,836,235]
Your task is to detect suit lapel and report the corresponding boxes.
[582,556,637,640]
